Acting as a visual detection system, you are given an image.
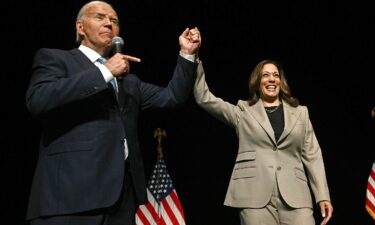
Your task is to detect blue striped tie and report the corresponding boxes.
[97,57,118,92]
[98,58,128,160]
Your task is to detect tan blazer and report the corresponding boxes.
[194,63,331,209]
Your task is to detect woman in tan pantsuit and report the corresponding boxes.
[194,59,333,225]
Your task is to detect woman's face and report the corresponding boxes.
[259,63,280,103]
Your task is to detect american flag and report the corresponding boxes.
[136,155,186,225]
[366,161,375,220]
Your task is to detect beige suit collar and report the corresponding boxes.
[249,100,302,145]
[278,102,302,143]
[250,100,277,144]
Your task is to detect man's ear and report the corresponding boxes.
[76,20,84,36]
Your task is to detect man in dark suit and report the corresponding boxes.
[25,1,201,224]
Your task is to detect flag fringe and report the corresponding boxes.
[366,205,375,220]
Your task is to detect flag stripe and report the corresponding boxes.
[135,207,150,225]
[366,195,375,214]
[161,198,179,225]
[366,162,375,220]
[165,192,185,224]
[369,172,375,194]
[371,167,375,181]
[368,180,375,203]
[136,190,160,225]
[145,202,160,223]
[170,190,185,219]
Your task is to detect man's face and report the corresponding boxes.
[76,3,120,51]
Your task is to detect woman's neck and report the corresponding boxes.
[262,99,281,107]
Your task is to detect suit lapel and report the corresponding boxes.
[70,48,119,102]
[70,48,95,69]
[249,100,277,145]
[278,103,302,143]
[249,100,302,145]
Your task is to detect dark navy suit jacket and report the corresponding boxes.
[25,48,197,220]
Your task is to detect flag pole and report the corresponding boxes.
[153,128,167,224]
[153,128,167,157]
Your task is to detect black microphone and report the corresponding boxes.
[112,36,124,54]
[111,37,125,82]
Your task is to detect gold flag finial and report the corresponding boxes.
[153,128,167,156]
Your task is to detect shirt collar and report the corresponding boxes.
[78,45,102,63]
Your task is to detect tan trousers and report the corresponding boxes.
[239,183,315,225]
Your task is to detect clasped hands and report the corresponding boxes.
[179,27,201,56]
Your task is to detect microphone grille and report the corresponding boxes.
[112,36,124,46]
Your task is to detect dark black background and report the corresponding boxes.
[4,0,375,224]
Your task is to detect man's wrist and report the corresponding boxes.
[179,51,195,62]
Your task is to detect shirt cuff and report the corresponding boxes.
[97,64,114,82]
[179,51,195,62]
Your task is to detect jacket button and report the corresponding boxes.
[273,147,277,151]
[277,166,281,171]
